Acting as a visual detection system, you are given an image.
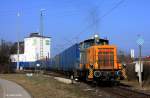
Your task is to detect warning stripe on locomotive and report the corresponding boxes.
[88,67,93,79]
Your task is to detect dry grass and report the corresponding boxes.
[0,74,91,98]
[0,85,3,97]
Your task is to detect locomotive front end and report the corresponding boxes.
[86,45,121,81]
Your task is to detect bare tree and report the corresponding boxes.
[0,40,15,73]
[118,50,132,64]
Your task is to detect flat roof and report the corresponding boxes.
[25,33,51,38]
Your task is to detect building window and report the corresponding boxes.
[33,39,37,45]
[46,40,50,45]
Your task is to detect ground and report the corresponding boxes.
[0,85,3,97]
[120,80,150,94]
[0,74,109,98]
[1,74,149,98]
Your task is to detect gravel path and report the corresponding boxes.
[0,78,32,98]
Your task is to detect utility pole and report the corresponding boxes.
[17,12,20,70]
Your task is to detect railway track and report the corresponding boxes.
[100,85,150,98]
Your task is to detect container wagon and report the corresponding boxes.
[48,44,80,75]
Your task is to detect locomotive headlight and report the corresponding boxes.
[116,71,121,76]
[94,71,101,77]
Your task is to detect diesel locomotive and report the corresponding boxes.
[48,35,122,82]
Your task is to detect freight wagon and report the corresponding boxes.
[48,44,80,74]
[48,35,122,82]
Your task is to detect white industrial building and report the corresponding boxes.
[11,33,51,68]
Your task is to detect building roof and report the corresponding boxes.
[25,33,51,38]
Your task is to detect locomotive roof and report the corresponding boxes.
[80,38,109,44]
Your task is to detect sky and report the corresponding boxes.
[0,0,149,57]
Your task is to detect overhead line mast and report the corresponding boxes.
[40,9,46,60]
[17,12,20,70]
[69,0,125,45]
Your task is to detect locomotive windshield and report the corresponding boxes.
[80,38,109,50]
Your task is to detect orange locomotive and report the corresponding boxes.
[77,36,121,82]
